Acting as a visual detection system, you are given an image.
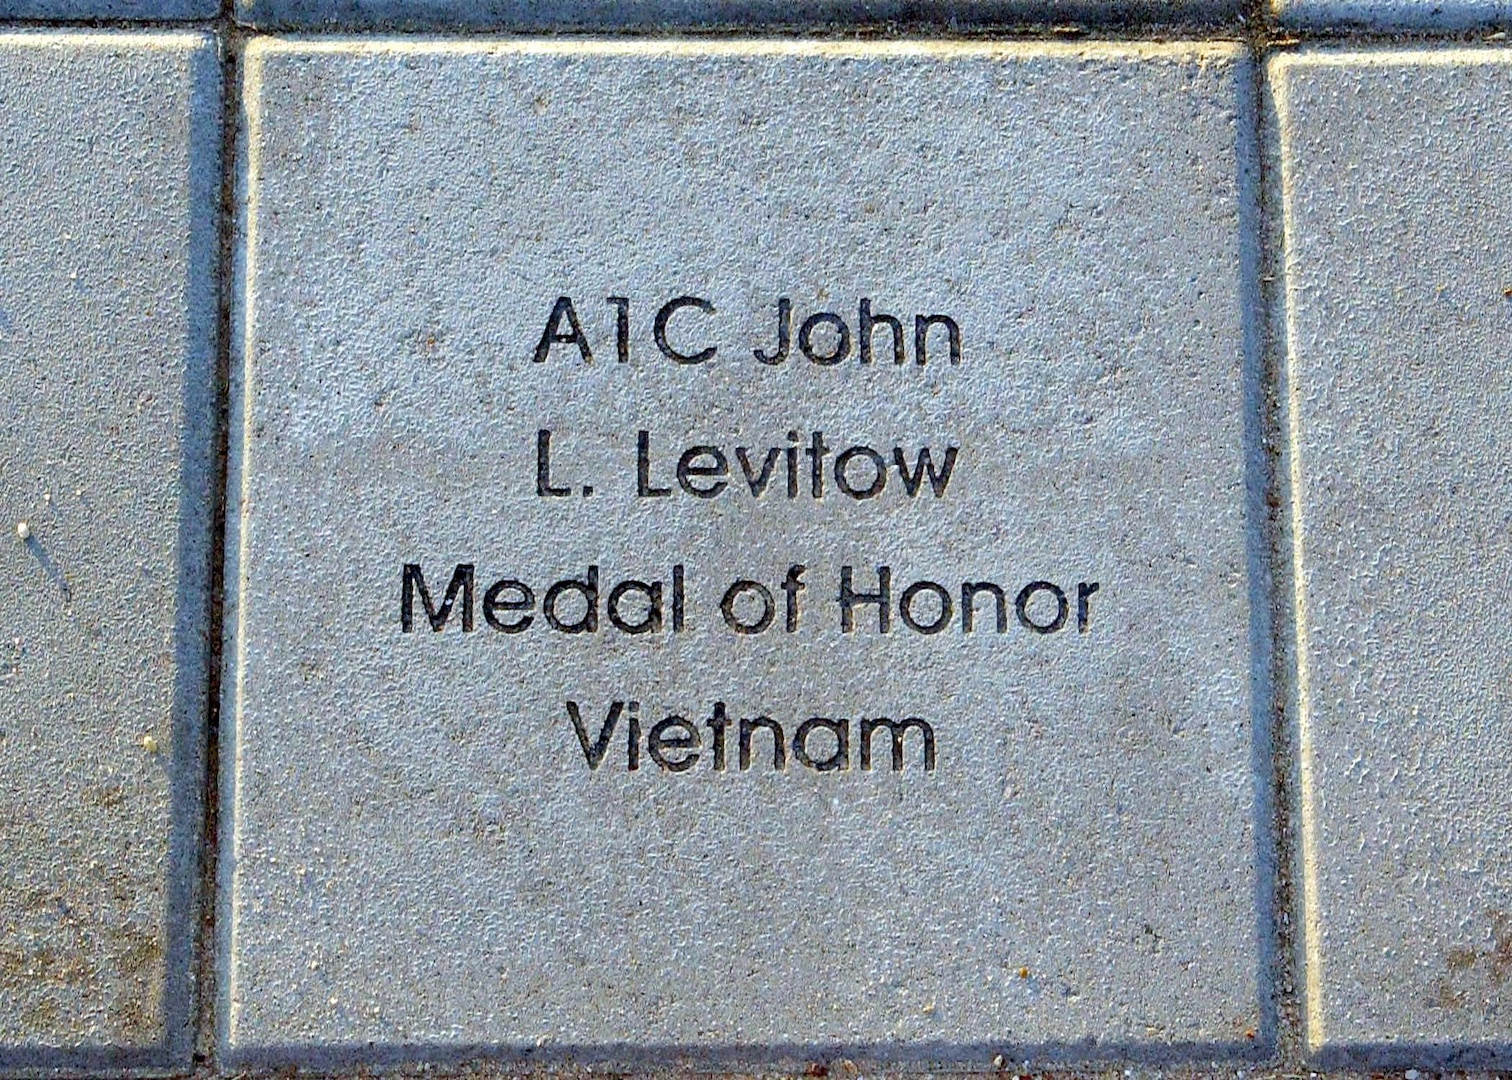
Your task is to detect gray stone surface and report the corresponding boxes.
[0,31,219,1074]
[224,39,1267,1067]
[1276,48,1512,1066]
[0,0,216,21]
[234,0,1237,30]
[1274,0,1505,29]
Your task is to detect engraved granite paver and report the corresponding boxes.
[224,39,1268,1067]
[0,31,219,1074]
[1276,49,1512,1066]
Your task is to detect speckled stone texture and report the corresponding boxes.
[0,31,219,1074]
[1276,49,1512,1067]
[233,0,1239,31]
[1273,0,1506,30]
[223,40,1268,1068]
[0,0,216,20]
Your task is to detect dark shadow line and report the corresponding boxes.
[227,0,1247,33]
[0,1043,185,1074]
[162,34,226,1075]
[223,1036,1274,1072]
[1311,1040,1512,1070]
[1235,43,1283,1059]
[191,21,241,1073]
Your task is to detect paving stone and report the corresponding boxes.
[1276,49,1512,1066]
[0,0,216,21]
[224,39,1268,1068]
[234,0,1238,31]
[0,31,219,1074]
[1274,0,1504,30]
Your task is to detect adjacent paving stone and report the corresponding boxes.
[0,31,218,1073]
[0,0,216,21]
[234,0,1237,31]
[1274,0,1505,30]
[1276,49,1512,1066]
[225,40,1267,1067]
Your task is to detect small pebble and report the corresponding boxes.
[141,733,159,754]
[1405,1071,1420,1080]
[15,522,29,541]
